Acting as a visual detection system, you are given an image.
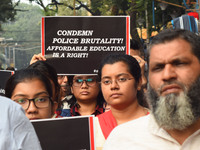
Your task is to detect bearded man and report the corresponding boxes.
[103,29,200,150]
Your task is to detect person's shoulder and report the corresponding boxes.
[103,115,151,150]
[1,96,13,103]
[0,96,25,119]
[108,115,150,138]
[118,114,149,129]
[0,96,21,109]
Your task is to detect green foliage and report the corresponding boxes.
[113,0,130,11]
[0,0,16,30]
[1,3,42,69]
[92,0,130,15]
[22,0,191,46]
[28,0,132,16]
[2,3,42,45]
[0,0,16,22]
[57,0,88,16]
[130,0,186,31]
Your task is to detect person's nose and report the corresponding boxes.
[162,64,177,82]
[26,101,38,114]
[81,81,89,88]
[63,76,68,83]
[110,79,119,90]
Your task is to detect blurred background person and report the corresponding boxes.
[130,39,147,92]
[130,39,145,59]
[57,75,71,100]
[58,74,72,117]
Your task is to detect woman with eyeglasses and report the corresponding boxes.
[62,75,105,116]
[28,61,61,117]
[5,68,58,120]
[95,54,149,149]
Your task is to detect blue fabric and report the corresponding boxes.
[171,20,174,29]
[61,109,71,117]
[0,96,42,150]
[188,15,192,31]
[172,15,198,33]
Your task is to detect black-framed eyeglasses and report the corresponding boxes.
[101,77,134,86]
[14,96,52,110]
[58,75,68,80]
[73,78,97,87]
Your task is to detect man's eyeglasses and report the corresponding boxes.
[14,96,52,110]
[101,77,134,86]
[58,75,68,80]
[73,78,97,87]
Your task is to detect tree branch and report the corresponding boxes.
[66,0,95,15]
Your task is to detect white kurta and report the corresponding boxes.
[103,114,200,150]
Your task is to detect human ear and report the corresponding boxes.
[71,86,74,94]
[137,78,142,91]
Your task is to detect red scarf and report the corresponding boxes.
[97,110,117,139]
[98,110,150,139]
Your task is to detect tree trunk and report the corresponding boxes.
[128,1,141,45]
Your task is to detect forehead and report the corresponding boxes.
[13,79,47,95]
[102,61,130,77]
[149,39,194,64]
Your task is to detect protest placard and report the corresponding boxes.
[0,70,14,96]
[31,116,95,150]
[42,16,130,75]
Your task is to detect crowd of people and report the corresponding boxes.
[1,28,200,149]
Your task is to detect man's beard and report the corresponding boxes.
[147,77,200,130]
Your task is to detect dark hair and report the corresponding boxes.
[6,66,15,71]
[28,61,60,105]
[130,39,145,58]
[148,29,200,65]
[98,53,148,107]
[130,39,140,50]
[67,75,105,110]
[5,68,53,101]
